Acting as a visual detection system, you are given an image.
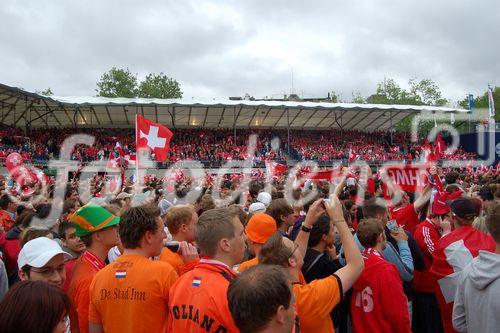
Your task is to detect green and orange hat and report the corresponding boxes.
[69,202,120,237]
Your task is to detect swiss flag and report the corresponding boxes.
[135,115,173,162]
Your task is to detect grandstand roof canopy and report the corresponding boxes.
[0,82,469,131]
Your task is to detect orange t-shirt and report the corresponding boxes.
[236,256,258,272]
[168,259,239,333]
[89,254,178,333]
[159,247,199,276]
[293,274,342,333]
[237,256,307,284]
[68,251,105,333]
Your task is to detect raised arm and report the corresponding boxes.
[325,195,364,292]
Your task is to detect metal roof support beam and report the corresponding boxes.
[77,107,88,125]
[273,108,288,128]
[61,105,74,125]
[90,106,101,126]
[376,111,404,130]
[141,106,145,117]
[233,105,243,127]
[341,110,365,129]
[40,99,62,127]
[202,107,209,127]
[248,106,260,126]
[13,99,35,126]
[32,108,49,127]
[217,107,227,127]
[327,111,346,128]
[260,107,273,126]
[289,108,303,126]
[351,110,375,129]
[172,106,176,129]
[104,106,113,125]
[123,106,130,125]
[0,95,22,123]
[302,109,320,127]
[315,110,333,127]
[187,106,193,126]
[155,105,159,123]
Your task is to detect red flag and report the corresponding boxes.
[348,148,358,164]
[435,132,446,159]
[135,115,173,162]
[265,161,287,175]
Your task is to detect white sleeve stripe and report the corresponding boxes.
[423,227,435,254]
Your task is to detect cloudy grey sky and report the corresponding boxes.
[1,0,499,104]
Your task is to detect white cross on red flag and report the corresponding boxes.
[135,115,173,162]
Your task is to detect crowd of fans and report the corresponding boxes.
[0,159,498,332]
[0,125,476,164]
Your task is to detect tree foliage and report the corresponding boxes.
[96,68,183,99]
[366,78,447,106]
[36,88,53,96]
[137,73,182,99]
[458,86,499,122]
[96,67,138,98]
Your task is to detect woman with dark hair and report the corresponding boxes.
[0,280,70,333]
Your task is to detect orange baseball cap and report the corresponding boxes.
[245,213,277,244]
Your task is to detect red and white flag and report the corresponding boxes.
[135,115,173,162]
[348,148,359,164]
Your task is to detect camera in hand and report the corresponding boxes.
[166,241,180,253]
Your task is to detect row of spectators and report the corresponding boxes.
[0,125,475,163]
[0,163,498,332]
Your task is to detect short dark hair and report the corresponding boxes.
[0,194,12,210]
[362,199,387,219]
[259,233,292,267]
[58,222,76,240]
[228,265,292,333]
[445,171,459,185]
[119,205,161,249]
[195,208,237,257]
[308,215,331,247]
[357,218,383,248]
[266,199,293,227]
[486,201,500,243]
[0,281,70,333]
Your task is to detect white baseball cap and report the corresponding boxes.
[257,192,272,207]
[248,202,266,214]
[18,237,72,269]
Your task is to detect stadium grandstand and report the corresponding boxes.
[0,82,474,170]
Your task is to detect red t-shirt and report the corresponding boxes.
[390,203,420,233]
[351,249,410,333]
[413,218,440,293]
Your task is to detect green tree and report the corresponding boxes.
[137,73,183,99]
[351,91,365,104]
[36,88,53,96]
[328,91,340,102]
[408,79,447,106]
[458,86,499,122]
[96,67,138,98]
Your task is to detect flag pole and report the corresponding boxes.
[135,114,140,193]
